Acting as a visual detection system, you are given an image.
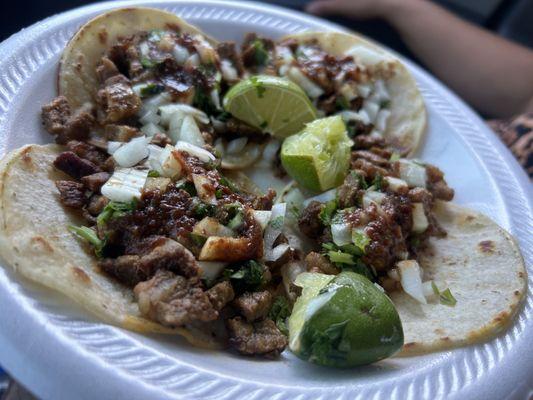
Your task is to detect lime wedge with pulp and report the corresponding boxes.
[223,75,317,138]
[289,271,404,368]
[281,116,353,192]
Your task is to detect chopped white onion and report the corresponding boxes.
[158,144,183,179]
[139,41,150,58]
[281,261,306,301]
[384,176,408,192]
[221,143,262,169]
[253,210,272,231]
[263,203,286,259]
[363,100,380,122]
[276,45,294,64]
[331,223,352,246]
[147,144,164,172]
[375,109,391,132]
[159,104,209,126]
[198,261,227,281]
[193,217,234,237]
[356,83,372,98]
[172,44,190,64]
[210,89,221,110]
[339,82,358,101]
[226,137,248,155]
[412,203,429,233]
[397,260,427,304]
[346,46,384,66]
[101,168,148,202]
[287,67,324,99]
[220,60,238,81]
[194,35,217,64]
[265,243,290,262]
[167,111,185,143]
[179,115,205,147]
[139,108,161,125]
[302,188,337,207]
[175,141,216,163]
[192,174,217,205]
[339,110,371,125]
[112,136,150,168]
[399,160,427,188]
[185,53,200,68]
[362,190,386,208]
[387,268,400,281]
[141,122,163,137]
[107,141,123,155]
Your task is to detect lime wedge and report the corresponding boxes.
[281,116,353,192]
[223,75,317,138]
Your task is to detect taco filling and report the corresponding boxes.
[0,8,525,366]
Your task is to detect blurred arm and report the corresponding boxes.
[307,0,533,118]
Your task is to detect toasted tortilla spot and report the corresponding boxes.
[72,266,91,284]
[403,342,417,348]
[434,328,445,335]
[492,311,509,324]
[514,290,521,297]
[478,240,495,253]
[30,236,54,253]
[21,148,33,168]
[440,336,450,341]
[98,29,108,45]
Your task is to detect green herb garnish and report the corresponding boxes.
[176,180,197,196]
[252,39,269,66]
[140,83,165,97]
[370,174,383,191]
[140,56,156,69]
[319,199,338,226]
[431,282,457,307]
[189,232,207,247]
[380,99,391,109]
[389,153,401,162]
[350,171,368,190]
[335,96,350,111]
[224,260,264,292]
[97,200,137,227]
[327,250,355,265]
[268,296,291,335]
[250,76,266,98]
[147,170,161,178]
[351,230,370,252]
[68,225,106,258]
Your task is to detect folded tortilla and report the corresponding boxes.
[281,31,427,156]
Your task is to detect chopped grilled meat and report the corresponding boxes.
[337,172,364,208]
[104,124,142,142]
[100,237,200,286]
[298,201,324,239]
[233,291,272,322]
[66,140,108,167]
[96,56,120,82]
[305,252,340,274]
[352,150,390,168]
[227,317,287,357]
[41,96,95,144]
[215,117,267,141]
[426,164,454,201]
[351,157,390,180]
[134,270,218,327]
[54,151,101,180]
[96,74,141,123]
[86,195,109,216]
[55,180,86,208]
[251,188,276,211]
[352,135,386,150]
[81,172,110,192]
[206,281,235,311]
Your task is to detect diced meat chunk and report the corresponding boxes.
[86,195,109,216]
[351,157,390,180]
[352,133,386,150]
[104,125,142,142]
[96,74,141,123]
[233,290,272,322]
[227,317,287,357]
[206,281,235,311]
[41,96,95,144]
[134,270,218,327]
[216,41,244,76]
[55,180,86,208]
[251,188,276,211]
[150,133,171,147]
[99,237,200,286]
[96,56,120,82]
[241,33,274,69]
[81,172,110,192]
[298,201,323,239]
[337,172,364,208]
[54,151,101,180]
[67,140,108,167]
[304,252,339,274]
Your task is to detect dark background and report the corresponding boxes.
[1,0,532,60]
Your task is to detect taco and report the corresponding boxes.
[0,6,527,365]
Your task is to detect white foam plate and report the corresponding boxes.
[0,1,531,399]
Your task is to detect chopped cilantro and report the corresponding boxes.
[389,153,401,162]
[335,96,350,111]
[219,176,239,193]
[268,296,291,335]
[97,200,137,227]
[431,282,457,307]
[215,188,224,199]
[215,111,232,122]
[269,215,284,230]
[305,320,349,365]
[344,259,375,281]
[189,232,207,247]
[140,56,156,69]
[370,174,383,191]
[193,201,216,218]
[68,225,106,258]
[327,250,355,265]
[252,39,269,66]
[259,121,268,129]
[176,180,197,196]
[140,83,165,97]
[227,210,245,230]
[350,171,368,190]
[193,86,217,115]
[380,99,391,109]
[147,170,161,178]
[250,76,267,98]
[319,199,338,226]
[224,260,264,293]
[351,231,370,252]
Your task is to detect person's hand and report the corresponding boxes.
[305,0,416,21]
